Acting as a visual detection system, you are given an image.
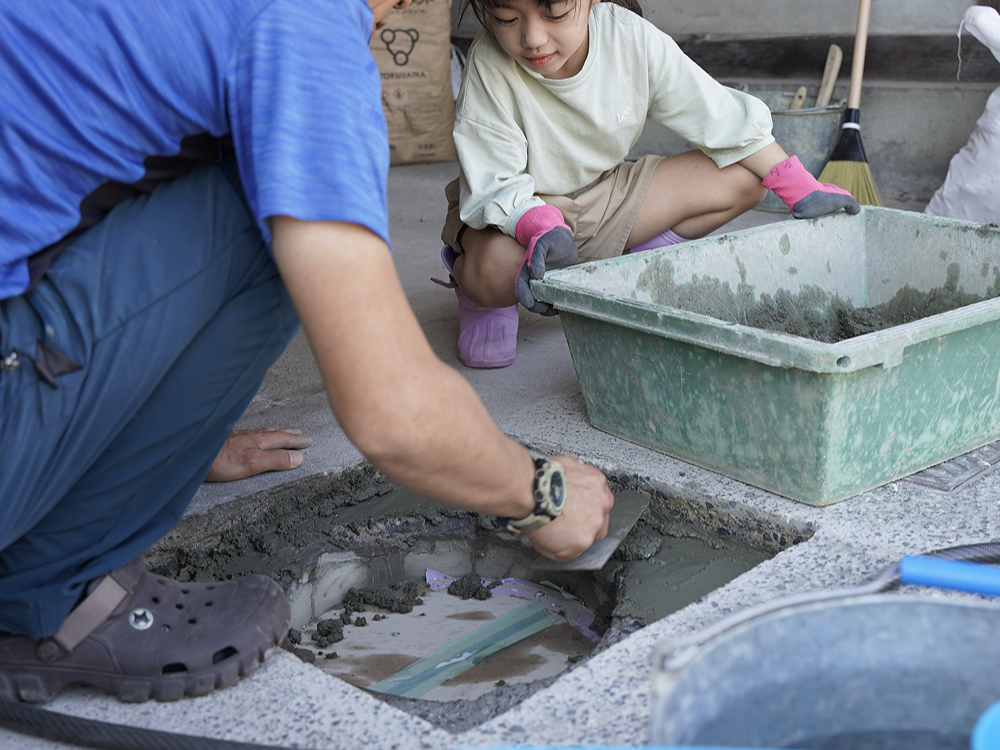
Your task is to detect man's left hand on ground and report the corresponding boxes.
[205,428,313,482]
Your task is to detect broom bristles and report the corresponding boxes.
[818,109,882,207]
[818,159,882,207]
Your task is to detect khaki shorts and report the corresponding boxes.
[441,154,664,263]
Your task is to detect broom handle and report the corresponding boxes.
[848,0,873,109]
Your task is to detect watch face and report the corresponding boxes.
[550,469,566,511]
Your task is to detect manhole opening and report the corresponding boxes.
[147,464,810,731]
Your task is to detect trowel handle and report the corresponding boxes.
[899,556,1000,597]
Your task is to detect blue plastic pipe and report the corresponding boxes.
[898,555,1000,596]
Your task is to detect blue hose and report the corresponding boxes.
[899,555,1000,596]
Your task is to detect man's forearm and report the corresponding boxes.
[269,216,537,519]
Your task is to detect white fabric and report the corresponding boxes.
[453,4,775,236]
[450,44,466,100]
[964,5,1000,64]
[925,5,1000,223]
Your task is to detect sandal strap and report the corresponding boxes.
[52,575,129,653]
[430,274,457,289]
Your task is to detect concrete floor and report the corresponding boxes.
[5,161,1000,749]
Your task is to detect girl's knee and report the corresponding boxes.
[455,232,523,307]
[744,180,769,209]
[728,167,768,210]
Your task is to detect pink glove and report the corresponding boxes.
[762,155,861,219]
[514,205,579,315]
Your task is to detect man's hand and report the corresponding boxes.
[205,428,313,482]
[524,456,614,561]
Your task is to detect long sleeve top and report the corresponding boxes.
[453,3,775,237]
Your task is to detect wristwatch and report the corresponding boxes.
[497,450,567,534]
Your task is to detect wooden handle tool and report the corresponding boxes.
[846,0,873,110]
[789,86,808,110]
[816,44,844,107]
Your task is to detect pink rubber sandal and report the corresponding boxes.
[433,246,519,368]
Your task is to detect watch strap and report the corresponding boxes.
[497,451,566,534]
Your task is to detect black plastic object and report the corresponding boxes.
[0,698,291,750]
[828,109,869,163]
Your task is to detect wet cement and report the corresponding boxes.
[148,471,772,630]
[569,513,770,627]
[447,572,496,600]
[145,466,781,731]
[145,463,489,587]
[652,261,1000,343]
[343,580,424,613]
[377,674,562,734]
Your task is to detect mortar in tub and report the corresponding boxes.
[532,207,1000,505]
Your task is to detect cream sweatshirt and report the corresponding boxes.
[453,3,775,237]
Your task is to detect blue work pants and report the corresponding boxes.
[0,163,299,638]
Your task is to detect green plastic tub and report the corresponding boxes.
[532,207,1000,505]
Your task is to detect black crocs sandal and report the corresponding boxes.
[0,558,290,703]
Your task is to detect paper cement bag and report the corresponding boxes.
[370,0,457,165]
[925,6,1000,223]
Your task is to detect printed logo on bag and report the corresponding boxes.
[369,0,457,165]
[380,28,420,66]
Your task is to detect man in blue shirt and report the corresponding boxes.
[0,0,614,703]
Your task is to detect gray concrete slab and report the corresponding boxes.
[5,162,997,750]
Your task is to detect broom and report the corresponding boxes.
[818,0,882,205]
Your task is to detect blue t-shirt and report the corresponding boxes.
[0,0,391,301]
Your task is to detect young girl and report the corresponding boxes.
[438,0,859,368]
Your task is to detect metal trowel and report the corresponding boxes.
[532,490,651,571]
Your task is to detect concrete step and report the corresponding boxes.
[677,34,1000,84]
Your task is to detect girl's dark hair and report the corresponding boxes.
[460,0,642,32]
